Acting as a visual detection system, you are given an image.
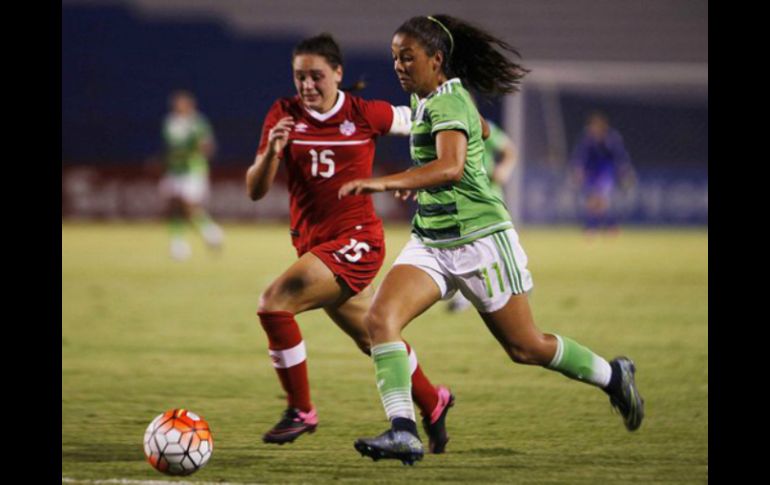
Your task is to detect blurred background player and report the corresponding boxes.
[569,111,636,236]
[246,33,453,451]
[340,14,644,465]
[447,119,517,312]
[159,90,224,260]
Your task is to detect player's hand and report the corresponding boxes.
[268,117,295,154]
[491,167,507,186]
[394,189,417,201]
[338,179,386,198]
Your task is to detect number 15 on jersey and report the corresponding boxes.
[309,149,335,178]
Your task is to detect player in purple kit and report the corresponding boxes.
[569,112,635,234]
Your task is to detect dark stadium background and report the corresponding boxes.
[62,0,707,225]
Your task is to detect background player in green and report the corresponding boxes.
[483,121,518,198]
[339,14,644,465]
[447,119,517,312]
[159,90,224,260]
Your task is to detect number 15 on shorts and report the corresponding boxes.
[337,238,371,263]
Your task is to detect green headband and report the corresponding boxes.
[427,16,454,55]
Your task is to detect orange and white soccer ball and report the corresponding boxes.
[143,409,213,476]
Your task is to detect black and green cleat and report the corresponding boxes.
[608,357,645,431]
[354,429,424,466]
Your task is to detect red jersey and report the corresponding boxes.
[257,91,395,252]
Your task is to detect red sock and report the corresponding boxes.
[404,341,439,417]
[258,311,312,412]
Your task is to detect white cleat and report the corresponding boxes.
[202,224,224,250]
[170,239,192,261]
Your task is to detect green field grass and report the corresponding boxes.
[62,223,708,484]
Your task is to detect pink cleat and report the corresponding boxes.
[422,386,455,453]
[262,407,318,444]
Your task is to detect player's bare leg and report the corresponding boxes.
[480,293,644,431]
[366,265,442,345]
[323,284,373,354]
[478,293,557,366]
[325,284,455,453]
[355,265,444,464]
[258,253,346,444]
[259,252,347,314]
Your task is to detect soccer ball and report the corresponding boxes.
[143,408,213,476]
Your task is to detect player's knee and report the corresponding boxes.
[257,277,307,313]
[507,347,538,365]
[363,307,398,342]
[506,338,552,366]
[257,289,282,313]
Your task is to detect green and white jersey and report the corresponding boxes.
[163,113,213,175]
[409,78,512,248]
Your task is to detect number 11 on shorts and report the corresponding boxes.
[481,262,505,297]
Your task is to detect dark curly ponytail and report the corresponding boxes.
[395,15,529,98]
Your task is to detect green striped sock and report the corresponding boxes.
[548,335,612,388]
[372,342,415,421]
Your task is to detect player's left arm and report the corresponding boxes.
[200,137,216,159]
[361,100,415,198]
[491,133,518,186]
[338,130,466,197]
[388,105,412,136]
[198,116,217,159]
[480,115,490,140]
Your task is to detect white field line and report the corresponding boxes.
[62,478,265,485]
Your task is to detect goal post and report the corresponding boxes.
[503,61,708,226]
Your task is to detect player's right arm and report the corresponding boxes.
[338,130,467,197]
[246,115,294,201]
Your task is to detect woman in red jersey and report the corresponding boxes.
[246,33,453,453]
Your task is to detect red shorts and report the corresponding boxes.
[298,224,385,294]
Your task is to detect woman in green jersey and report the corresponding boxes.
[338,15,644,465]
[159,90,224,260]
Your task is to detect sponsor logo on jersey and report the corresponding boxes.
[340,119,356,136]
[295,122,309,133]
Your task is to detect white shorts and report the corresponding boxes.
[393,229,534,313]
[159,173,209,205]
